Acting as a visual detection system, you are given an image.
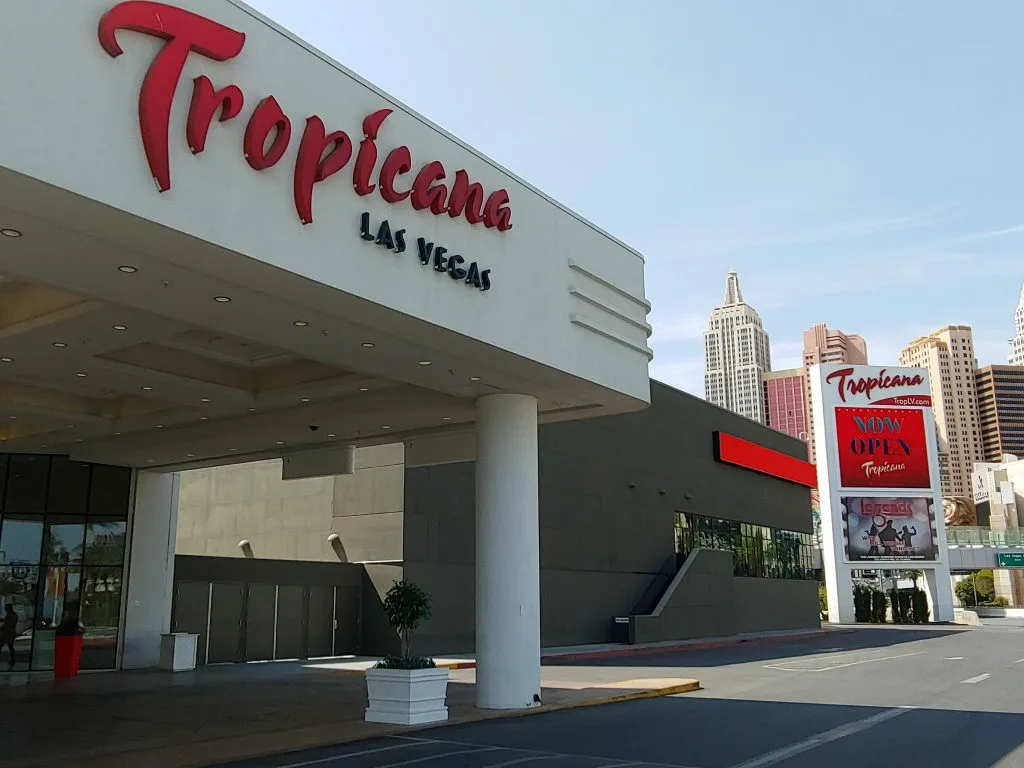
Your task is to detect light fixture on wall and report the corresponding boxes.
[237,539,254,558]
[327,532,348,562]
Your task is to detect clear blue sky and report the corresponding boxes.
[248,0,1024,394]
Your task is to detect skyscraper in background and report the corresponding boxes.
[900,325,983,499]
[764,368,809,443]
[1010,283,1024,365]
[803,323,868,463]
[703,271,771,423]
[976,365,1024,461]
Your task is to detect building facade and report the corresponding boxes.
[976,365,1024,462]
[900,326,983,499]
[1009,284,1024,365]
[763,368,809,443]
[802,324,868,463]
[172,381,820,660]
[0,0,653,708]
[703,271,771,423]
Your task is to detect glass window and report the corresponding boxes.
[84,519,127,566]
[4,455,50,515]
[0,515,44,566]
[43,519,86,565]
[32,566,83,670]
[47,457,91,516]
[88,465,131,519]
[0,565,39,671]
[80,567,122,670]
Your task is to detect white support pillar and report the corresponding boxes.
[924,567,955,622]
[121,471,180,669]
[475,394,541,709]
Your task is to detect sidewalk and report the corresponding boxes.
[0,659,697,768]
[0,626,844,768]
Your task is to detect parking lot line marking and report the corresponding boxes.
[276,741,419,767]
[393,736,699,768]
[763,651,924,673]
[728,706,914,768]
[475,756,551,767]
[961,673,991,684]
[1016,658,1024,664]
[944,657,966,660]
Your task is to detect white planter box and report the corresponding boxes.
[364,667,449,725]
[159,633,198,672]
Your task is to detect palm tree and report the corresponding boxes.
[900,569,923,587]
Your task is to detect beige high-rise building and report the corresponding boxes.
[899,325,983,499]
[803,324,868,463]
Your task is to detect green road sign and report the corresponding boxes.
[997,552,1024,568]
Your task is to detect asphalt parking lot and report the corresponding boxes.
[219,625,1024,768]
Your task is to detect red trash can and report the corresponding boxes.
[54,633,84,679]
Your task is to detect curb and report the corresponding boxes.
[443,628,856,669]
[326,628,852,675]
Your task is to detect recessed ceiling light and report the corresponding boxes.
[361,342,375,348]
[248,408,256,412]
[146,459,154,463]
[418,360,432,366]
[0,357,11,363]
[200,398,211,403]
[381,425,391,430]
[300,397,310,403]
[327,433,336,438]
[114,432,121,436]
[40,445,47,449]
[112,325,128,331]
[53,342,68,348]
[276,440,284,445]
[8,416,16,420]
[118,265,137,273]
[75,372,87,378]
[442,417,451,421]
[200,417,209,421]
[358,387,369,392]
[187,453,195,458]
[155,424,164,429]
[229,447,238,451]
[214,296,231,303]
[469,376,481,382]
[141,386,153,391]
[292,320,309,327]
[67,425,75,429]
[0,228,22,238]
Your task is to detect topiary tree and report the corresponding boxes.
[376,580,436,670]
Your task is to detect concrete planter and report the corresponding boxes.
[364,667,449,725]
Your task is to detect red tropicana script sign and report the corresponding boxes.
[834,407,930,489]
[97,2,512,231]
[825,367,926,404]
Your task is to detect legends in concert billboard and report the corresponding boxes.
[834,407,931,489]
[841,496,938,562]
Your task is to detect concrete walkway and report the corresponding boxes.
[0,658,697,768]
[0,628,848,768]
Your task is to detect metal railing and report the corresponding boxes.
[946,527,1024,547]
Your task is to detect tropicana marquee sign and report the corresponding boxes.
[97,1,513,232]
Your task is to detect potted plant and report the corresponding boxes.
[364,580,449,725]
[53,603,84,679]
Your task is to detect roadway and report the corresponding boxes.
[219,624,1024,768]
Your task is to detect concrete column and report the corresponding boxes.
[924,567,955,622]
[475,394,541,709]
[121,471,180,669]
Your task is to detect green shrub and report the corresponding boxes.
[375,579,434,669]
[910,588,929,623]
[889,589,903,623]
[818,583,828,618]
[871,590,888,623]
[853,583,873,622]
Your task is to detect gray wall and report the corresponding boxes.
[404,381,817,654]
[631,550,820,644]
